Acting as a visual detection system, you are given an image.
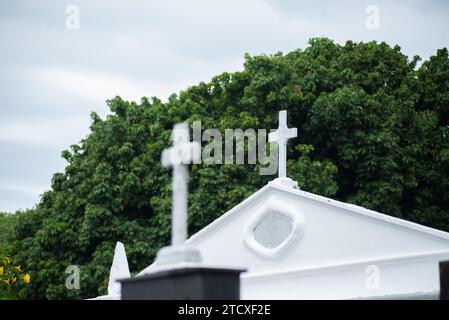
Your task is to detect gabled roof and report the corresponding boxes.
[188,181,449,246]
[139,180,449,299]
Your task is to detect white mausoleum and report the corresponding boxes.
[95,111,449,300]
[140,179,449,299]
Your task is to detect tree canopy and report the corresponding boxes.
[0,213,14,255]
[1,38,448,299]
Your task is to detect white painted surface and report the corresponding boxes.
[268,110,297,179]
[107,242,130,296]
[156,122,202,266]
[243,196,305,259]
[137,181,449,299]
[161,122,201,246]
[241,251,448,299]
[91,241,130,300]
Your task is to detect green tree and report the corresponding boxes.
[0,213,14,256]
[5,38,449,299]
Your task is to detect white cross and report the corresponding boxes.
[161,122,200,247]
[268,110,297,179]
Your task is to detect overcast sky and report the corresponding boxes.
[0,0,448,212]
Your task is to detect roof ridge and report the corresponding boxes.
[187,181,449,246]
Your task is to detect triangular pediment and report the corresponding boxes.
[186,182,449,275]
[139,182,449,299]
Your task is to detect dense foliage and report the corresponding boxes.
[0,213,14,257]
[0,256,31,299]
[1,38,448,299]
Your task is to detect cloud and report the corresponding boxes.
[0,0,448,212]
[0,115,89,147]
[35,67,153,105]
[0,184,48,212]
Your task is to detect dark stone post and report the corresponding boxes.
[120,267,244,300]
[440,260,449,300]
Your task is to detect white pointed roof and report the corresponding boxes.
[107,242,130,296]
[90,241,130,300]
[140,180,449,299]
